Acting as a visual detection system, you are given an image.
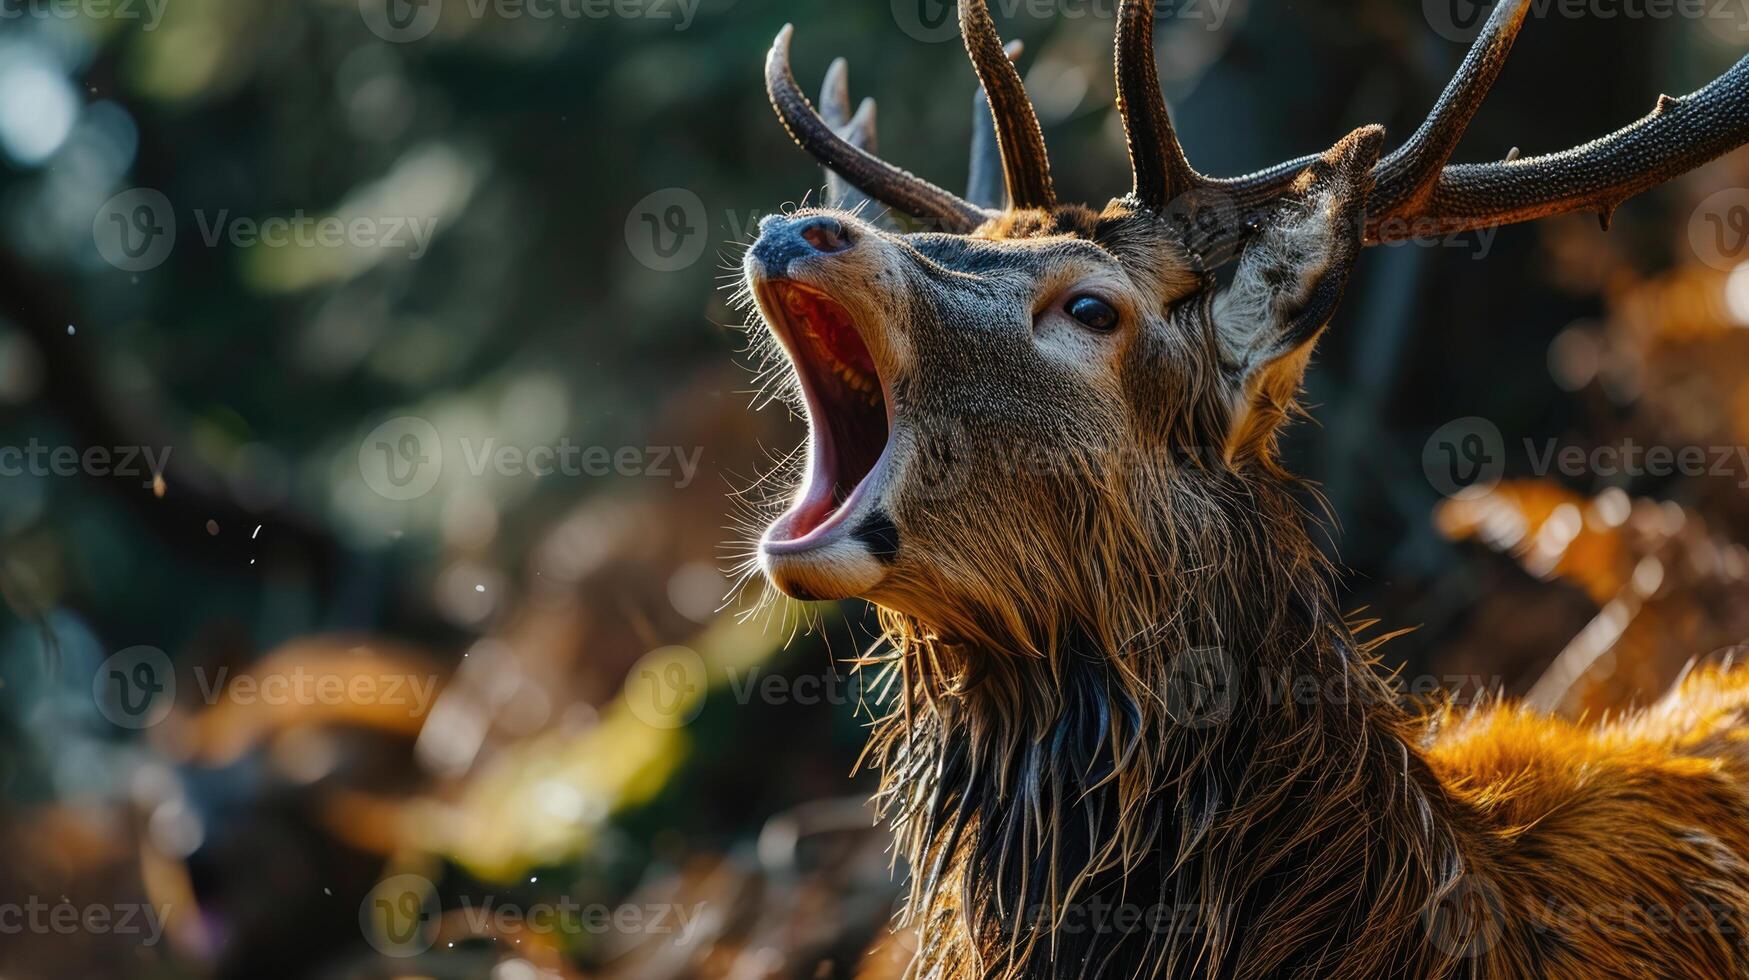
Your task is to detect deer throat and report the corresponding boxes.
[875,597,1469,977]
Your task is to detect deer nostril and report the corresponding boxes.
[749,215,853,276]
[798,216,850,254]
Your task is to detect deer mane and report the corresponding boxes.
[857,470,1471,978]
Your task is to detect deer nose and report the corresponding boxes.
[751,214,853,276]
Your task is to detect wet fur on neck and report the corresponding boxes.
[861,472,1477,979]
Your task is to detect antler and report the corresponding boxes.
[1369,54,1749,241]
[1217,0,1745,251]
[1115,0,1336,220]
[765,24,992,233]
[967,40,1025,211]
[1116,0,1529,243]
[961,0,1055,209]
[1114,0,1195,209]
[818,58,880,215]
[768,0,1749,255]
[1119,0,1749,256]
[1362,0,1531,231]
[765,2,1057,229]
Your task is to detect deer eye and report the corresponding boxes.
[1065,295,1118,332]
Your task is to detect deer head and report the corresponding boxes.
[741,0,1748,657]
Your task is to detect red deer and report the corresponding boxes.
[736,2,1749,976]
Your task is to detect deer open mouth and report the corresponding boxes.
[760,280,893,551]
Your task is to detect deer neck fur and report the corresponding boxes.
[866,476,1478,979]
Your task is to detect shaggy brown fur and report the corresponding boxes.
[737,4,1749,978]
[859,476,1749,978]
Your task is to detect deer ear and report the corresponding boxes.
[1212,125,1383,462]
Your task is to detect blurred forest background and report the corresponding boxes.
[0,0,1747,977]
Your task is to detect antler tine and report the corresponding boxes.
[1176,6,1749,260]
[766,25,993,233]
[1373,54,1749,242]
[967,40,1024,210]
[960,0,1055,210]
[1180,0,1525,251]
[1115,0,1199,209]
[819,58,880,216]
[1367,0,1531,223]
[1109,0,1327,247]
